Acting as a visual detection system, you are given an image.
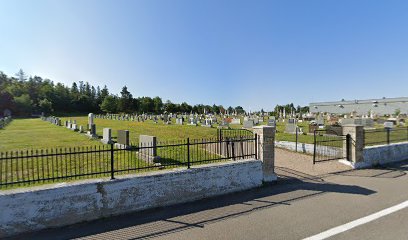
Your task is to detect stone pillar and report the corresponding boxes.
[342,124,364,164]
[252,126,277,183]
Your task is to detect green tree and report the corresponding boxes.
[118,86,133,113]
[100,95,118,113]
[15,69,27,82]
[14,94,33,116]
[235,106,245,114]
[212,104,219,114]
[38,98,53,114]
[0,91,14,113]
[153,96,163,113]
[140,97,154,113]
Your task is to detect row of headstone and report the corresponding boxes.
[41,115,92,136]
[41,116,62,126]
[95,113,179,124]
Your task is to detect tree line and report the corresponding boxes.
[0,70,247,116]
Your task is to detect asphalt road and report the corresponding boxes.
[9,160,408,240]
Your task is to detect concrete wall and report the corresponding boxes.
[275,141,342,157]
[275,141,314,154]
[0,160,262,238]
[358,142,408,168]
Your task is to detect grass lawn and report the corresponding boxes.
[0,118,245,189]
[61,116,220,143]
[60,116,318,144]
[0,118,103,152]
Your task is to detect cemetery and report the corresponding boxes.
[0,109,407,191]
[2,109,408,153]
[1,110,408,238]
[2,3,408,238]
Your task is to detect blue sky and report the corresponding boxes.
[1,0,408,111]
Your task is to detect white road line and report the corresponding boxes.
[303,200,408,240]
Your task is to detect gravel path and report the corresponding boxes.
[275,147,352,182]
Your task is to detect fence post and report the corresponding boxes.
[187,138,190,169]
[386,128,390,145]
[231,141,236,160]
[346,134,351,161]
[313,131,316,164]
[219,130,222,155]
[254,133,258,159]
[295,126,298,152]
[110,144,115,180]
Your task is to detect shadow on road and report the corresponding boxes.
[10,176,376,240]
[331,160,408,179]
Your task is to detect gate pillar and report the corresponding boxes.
[253,126,277,183]
[342,124,364,164]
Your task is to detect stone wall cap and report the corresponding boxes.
[342,124,364,127]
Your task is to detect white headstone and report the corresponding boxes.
[88,113,94,127]
[384,122,394,129]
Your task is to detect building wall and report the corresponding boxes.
[0,159,263,238]
[310,97,408,115]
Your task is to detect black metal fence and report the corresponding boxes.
[218,128,254,140]
[364,127,408,147]
[313,130,348,164]
[0,135,257,189]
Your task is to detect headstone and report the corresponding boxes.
[79,125,84,133]
[86,124,97,138]
[288,118,296,124]
[139,135,159,163]
[217,120,229,129]
[101,128,113,144]
[71,123,78,131]
[176,118,184,125]
[202,118,212,127]
[316,115,324,126]
[253,118,259,125]
[309,123,319,133]
[285,119,297,133]
[384,122,394,129]
[188,117,198,126]
[243,120,254,128]
[285,124,297,133]
[230,118,241,125]
[88,113,94,129]
[267,119,276,127]
[115,130,130,149]
[362,118,374,128]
